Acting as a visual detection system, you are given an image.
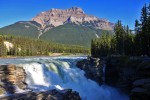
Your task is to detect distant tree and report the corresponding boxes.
[0,35,7,56]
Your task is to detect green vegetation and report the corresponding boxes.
[0,23,113,47]
[40,23,113,47]
[134,3,150,56]
[0,21,40,38]
[0,34,90,57]
[41,23,94,47]
[91,3,150,57]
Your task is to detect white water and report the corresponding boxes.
[0,56,129,100]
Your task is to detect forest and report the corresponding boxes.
[0,35,90,57]
[91,3,150,57]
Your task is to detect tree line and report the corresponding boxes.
[91,3,150,57]
[0,34,90,57]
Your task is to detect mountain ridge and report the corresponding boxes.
[32,7,114,33]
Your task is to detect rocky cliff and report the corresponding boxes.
[76,57,104,85]
[32,7,114,32]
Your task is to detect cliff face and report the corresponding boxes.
[76,57,104,85]
[32,7,114,32]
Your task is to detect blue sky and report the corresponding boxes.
[0,0,149,29]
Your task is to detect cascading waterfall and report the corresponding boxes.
[0,57,129,100]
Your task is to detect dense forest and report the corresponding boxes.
[0,34,90,57]
[0,23,113,47]
[91,3,150,57]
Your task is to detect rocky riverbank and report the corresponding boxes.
[0,65,81,100]
[76,56,150,100]
[0,89,81,100]
[76,57,104,85]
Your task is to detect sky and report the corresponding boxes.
[0,0,149,29]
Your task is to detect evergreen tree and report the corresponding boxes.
[140,4,148,25]
[114,20,126,55]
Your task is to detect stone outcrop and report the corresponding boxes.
[105,56,150,99]
[0,89,81,100]
[130,78,150,100]
[76,57,104,85]
[105,56,150,95]
[130,61,150,100]
[0,65,27,94]
[105,57,133,92]
[32,7,114,32]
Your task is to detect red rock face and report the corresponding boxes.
[31,7,114,32]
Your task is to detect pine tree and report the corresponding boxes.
[0,35,7,57]
[140,4,148,25]
[141,3,150,56]
[114,20,126,55]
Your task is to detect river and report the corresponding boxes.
[0,56,129,100]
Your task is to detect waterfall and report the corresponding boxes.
[0,56,129,100]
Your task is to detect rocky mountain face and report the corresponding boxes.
[32,7,114,32]
[0,7,114,47]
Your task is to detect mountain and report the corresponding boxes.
[32,7,114,32]
[40,23,113,47]
[0,21,41,38]
[0,7,114,47]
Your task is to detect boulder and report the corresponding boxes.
[130,78,150,99]
[0,89,81,100]
[131,87,146,93]
[0,85,5,95]
[133,78,150,86]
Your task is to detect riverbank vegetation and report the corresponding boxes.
[0,35,90,57]
[91,3,150,57]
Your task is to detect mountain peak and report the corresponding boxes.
[48,7,84,14]
[68,7,84,13]
[31,7,114,31]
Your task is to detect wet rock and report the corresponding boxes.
[76,57,104,85]
[133,78,150,86]
[0,89,81,100]
[131,87,146,93]
[0,85,5,95]
[15,67,27,89]
[130,60,150,100]
[130,78,150,100]
[0,65,27,94]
